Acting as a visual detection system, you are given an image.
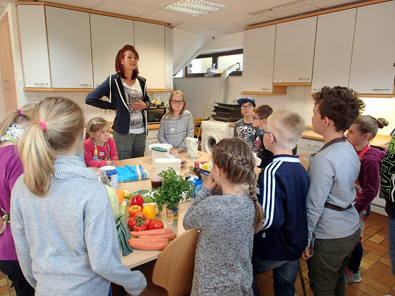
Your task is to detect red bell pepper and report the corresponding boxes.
[131,194,144,207]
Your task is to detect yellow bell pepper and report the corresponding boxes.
[142,204,156,220]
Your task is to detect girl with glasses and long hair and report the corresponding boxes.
[158,90,194,154]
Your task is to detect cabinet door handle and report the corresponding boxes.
[79,83,92,87]
[299,78,310,81]
[372,88,390,91]
[34,83,48,86]
[262,88,271,91]
[313,88,321,91]
[307,144,321,148]
[3,80,9,90]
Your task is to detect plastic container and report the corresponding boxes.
[106,169,118,188]
[154,158,182,175]
[149,143,172,165]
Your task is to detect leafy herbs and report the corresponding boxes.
[153,167,194,211]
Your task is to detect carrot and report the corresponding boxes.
[128,238,168,251]
[130,228,173,238]
[128,237,168,243]
[139,232,177,241]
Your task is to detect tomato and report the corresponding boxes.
[134,212,145,219]
[131,195,144,207]
[128,205,142,217]
[132,223,148,231]
[143,217,152,226]
[127,217,138,230]
[148,220,164,230]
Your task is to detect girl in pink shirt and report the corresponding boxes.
[84,117,118,168]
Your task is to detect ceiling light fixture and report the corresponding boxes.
[162,0,227,17]
[250,0,311,16]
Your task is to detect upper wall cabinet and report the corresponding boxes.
[17,3,172,91]
[349,1,395,94]
[311,9,356,92]
[165,27,173,90]
[46,7,93,88]
[242,25,276,93]
[90,14,134,87]
[18,5,51,88]
[273,17,317,83]
[134,22,166,89]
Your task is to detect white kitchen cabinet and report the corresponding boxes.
[90,14,134,87]
[274,17,317,83]
[46,7,93,88]
[349,1,395,94]
[134,22,166,89]
[17,5,51,88]
[145,128,160,156]
[242,25,276,92]
[165,27,173,90]
[312,9,356,93]
[297,138,324,155]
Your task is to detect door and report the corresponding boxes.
[242,25,276,92]
[312,9,356,92]
[134,22,165,89]
[274,17,317,83]
[349,1,395,94]
[0,12,18,112]
[18,5,51,88]
[90,14,134,87]
[46,7,93,88]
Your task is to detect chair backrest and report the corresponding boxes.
[152,228,199,296]
[298,153,311,171]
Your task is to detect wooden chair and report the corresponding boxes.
[151,228,199,296]
[298,153,311,171]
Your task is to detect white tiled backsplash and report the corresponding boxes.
[249,86,395,136]
[19,90,171,123]
[18,85,395,135]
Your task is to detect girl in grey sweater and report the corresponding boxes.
[158,90,194,153]
[183,138,264,296]
[10,97,146,296]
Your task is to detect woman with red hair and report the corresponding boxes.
[86,45,151,159]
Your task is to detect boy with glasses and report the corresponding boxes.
[251,104,274,168]
[234,98,260,148]
[252,110,309,296]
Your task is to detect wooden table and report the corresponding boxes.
[117,151,212,269]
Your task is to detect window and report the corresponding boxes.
[184,49,243,77]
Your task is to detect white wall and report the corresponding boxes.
[175,76,395,135]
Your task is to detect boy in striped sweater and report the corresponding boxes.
[252,110,309,296]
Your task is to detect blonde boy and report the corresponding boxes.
[253,110,309,296]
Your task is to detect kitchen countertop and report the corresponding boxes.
[109,122,160,133]
[301,129,391,148]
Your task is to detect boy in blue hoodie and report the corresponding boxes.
[252,110,309,296]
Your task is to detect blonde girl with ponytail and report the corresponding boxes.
[183,137,264,296]
[10,97,146,296]
[0,104,35,296]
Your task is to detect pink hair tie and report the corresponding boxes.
[17,109,23,116]
[37,121,47,132]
